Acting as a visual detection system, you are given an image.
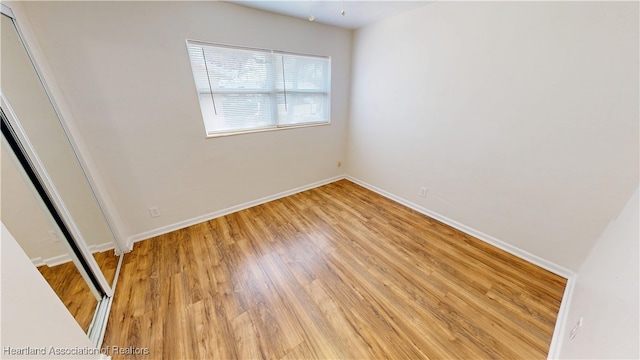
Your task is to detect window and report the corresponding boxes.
[186,41,331,137]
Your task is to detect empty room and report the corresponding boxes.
[1,1,638,359]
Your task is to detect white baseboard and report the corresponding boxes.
[91,242,115,254]
[125,175,347,249]
[30,257,45,267]
[547,275,577,359]
[345,175,577,359]
[123,173,577,356]
[122,173,576,357]
[126,173,575,279]
[345,176,575,279]
[31,242,116,267]
[40,253,71,267]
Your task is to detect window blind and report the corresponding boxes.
[187,41,330,136]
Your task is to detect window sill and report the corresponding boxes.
[205,121,330,139]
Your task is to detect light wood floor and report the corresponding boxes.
[38,250,119,332]
[103,179,566,359]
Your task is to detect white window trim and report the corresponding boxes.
[186,40,332,138]
[201,120,330,138]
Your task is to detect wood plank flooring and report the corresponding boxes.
[37,249,119,332]
[103,179,566,359]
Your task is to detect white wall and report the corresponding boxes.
[558,188,639,359]
[347,1,639,272]
[20,1,352,245]
[0,223,103,359]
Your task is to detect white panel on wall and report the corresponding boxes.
[347,1,639,271]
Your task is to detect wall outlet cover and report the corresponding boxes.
[149,206,161,218]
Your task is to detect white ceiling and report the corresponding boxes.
[225,1,433,29]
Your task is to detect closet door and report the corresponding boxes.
[1,6,123,347]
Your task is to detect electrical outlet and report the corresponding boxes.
[569,317,583,340]
[419,187,428,197]
[47,230,60,243]
[149,206,161,218]
[337,160,342,168]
